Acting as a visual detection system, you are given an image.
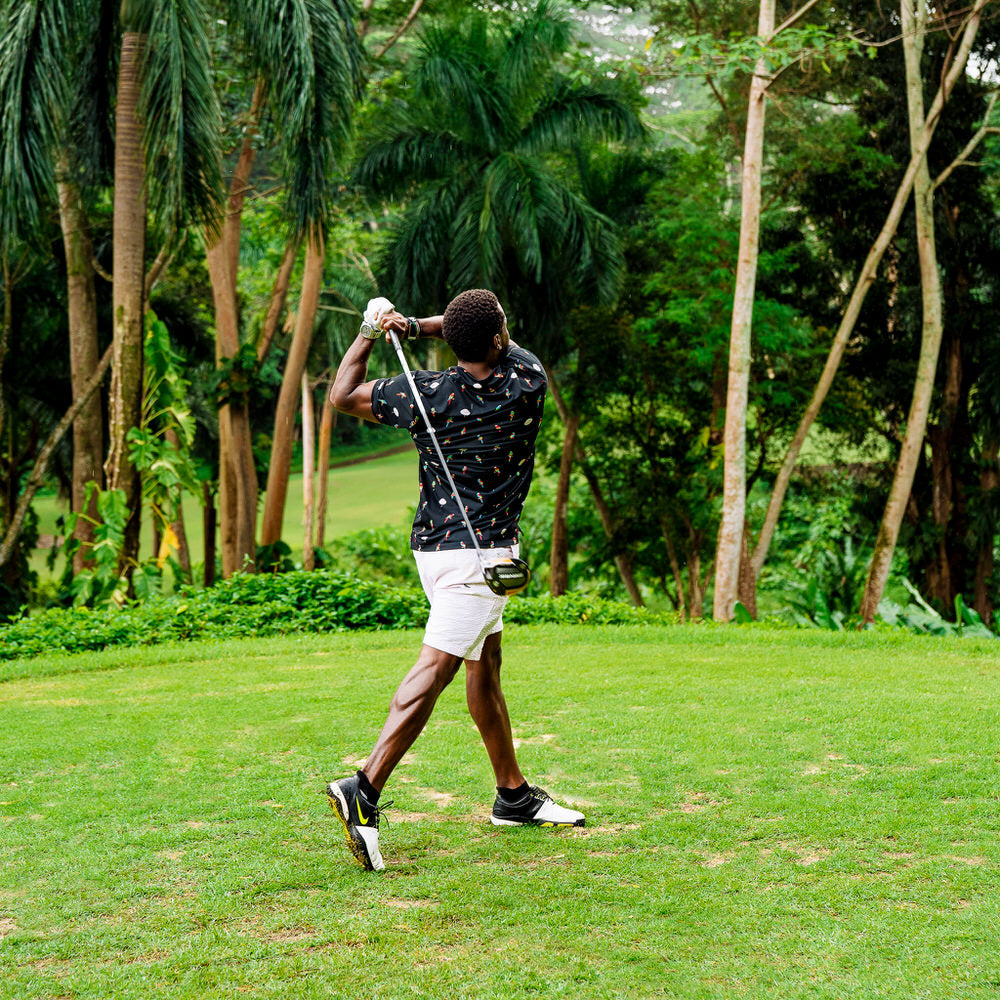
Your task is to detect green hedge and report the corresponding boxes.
[0,571,667,662]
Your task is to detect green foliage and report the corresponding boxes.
[62,485,131,607]
[878,581,997,640]
[0,568,673,662]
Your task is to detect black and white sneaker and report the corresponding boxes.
[490,785,585,828]
[326,775,388,871]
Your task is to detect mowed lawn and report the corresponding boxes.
[1,625,998,999]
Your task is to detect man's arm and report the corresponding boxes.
[330,335,380,422]
[330,310,448,422]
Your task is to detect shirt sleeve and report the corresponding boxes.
[507,346,547,386]
[370,374,416,429]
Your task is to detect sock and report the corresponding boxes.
[357,770,380,805]
[497,781,529,804]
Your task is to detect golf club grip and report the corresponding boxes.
[386,330,486,560]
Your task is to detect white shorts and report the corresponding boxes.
[413,546,517,660]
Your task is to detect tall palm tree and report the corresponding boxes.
[353,1,643,344]
[230,0,363,554]
[1,0,223,579]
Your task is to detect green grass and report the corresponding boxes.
[29,448,418,581]
[2,625,998,999]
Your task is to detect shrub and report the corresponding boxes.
[0,570,667,662]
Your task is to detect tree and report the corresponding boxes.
[353,2,642,320]
[209,0,362,571]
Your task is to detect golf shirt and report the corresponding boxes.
[370,345,547,551]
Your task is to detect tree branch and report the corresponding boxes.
[934,90,1000,189]
[0,345,113,568]
[374,0,424,58]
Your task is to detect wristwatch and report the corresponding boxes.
[359,318,383,340]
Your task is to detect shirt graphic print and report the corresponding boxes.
[370,345,546,551]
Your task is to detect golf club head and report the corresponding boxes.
[482,557,532,596]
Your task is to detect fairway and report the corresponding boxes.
[1,625,998,999]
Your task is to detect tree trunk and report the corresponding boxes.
[301,373,316,571]
[661,517,688,622]
[260,230,325,547]
[550,411,579,595]
[206,237,258,575]
[202,480,217,588]
[973,440,998,625]
[57,169,104,573]
[925,333,963,607]
[713,0,773,622]
[315,388,335,550]
[105,29,148,578]
[163,427,192,582]
[860,0,945,623]
[751,0,990,581]
[258,236,301,363]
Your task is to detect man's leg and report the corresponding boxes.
[327,643,460,871]
[364,644,462,790]
[465,631,585,829]
[464,631,525,790]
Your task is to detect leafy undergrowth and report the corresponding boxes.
[0,571,667,664]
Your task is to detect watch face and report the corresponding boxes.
[360,321,381,340]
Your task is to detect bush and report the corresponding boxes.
[0,570,668,662]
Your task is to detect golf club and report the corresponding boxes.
[380,317,532,597]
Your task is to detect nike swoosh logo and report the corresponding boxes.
[356,804,370,826]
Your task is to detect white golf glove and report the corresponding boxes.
[360,297,395,339]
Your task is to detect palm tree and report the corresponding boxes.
[353,1,643,336]
[353,1,643,593]
[1,0,223,580]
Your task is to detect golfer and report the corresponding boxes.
[326,288,584,871]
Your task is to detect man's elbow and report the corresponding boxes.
[330,383,353,414]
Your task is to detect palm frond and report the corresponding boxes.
[0,0,74,246]
[235,0,364,235]
[412,23,505,153]
[379,182,462,309]
[353,128,471,195]
[139,0,225,235]
[499,0,572,104]
[519,79,646,157]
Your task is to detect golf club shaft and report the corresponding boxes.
[386,329,489,562]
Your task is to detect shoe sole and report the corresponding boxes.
[490,815,585,828]
[326,783,380,871]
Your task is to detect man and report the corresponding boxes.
[326,288,584,872]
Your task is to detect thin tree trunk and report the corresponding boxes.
[751,0,991,580]
[206,238,258,575]
[713,0,773,622]
[258,236,301,363]
[57,168,104,573]
[202,480,216,588]
[0,347,112,568]
[973,440,998,625]
[550,411,579,595]
[261,230,325,547]
[301,373,316,571]
[106,29,147,577]
[164,427,192,582]
[225,80,265,302]
[925,334,962,606]
[859,0,945,623]
[315,388,335,550]
[661,517,688,622]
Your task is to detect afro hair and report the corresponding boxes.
[442,289,505,362]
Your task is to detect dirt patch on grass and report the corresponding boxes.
[677,792,731,814]
[0,917,15,939]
